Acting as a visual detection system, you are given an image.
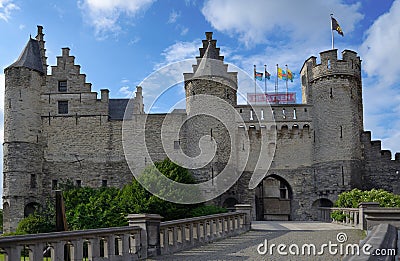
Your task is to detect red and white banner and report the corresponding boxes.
[247,92,296,104]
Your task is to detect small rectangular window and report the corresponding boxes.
[58,80,67,92]
[102,180,108,187]
[52,179,58,190]
[76,180,82,187]
[58,101,68,114]
[174,140,180,150]
[30,174,36,188]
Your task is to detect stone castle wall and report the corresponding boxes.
[4,28,400,232]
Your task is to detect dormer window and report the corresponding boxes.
[58,80,67,92]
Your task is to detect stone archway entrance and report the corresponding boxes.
[255,175,292,221]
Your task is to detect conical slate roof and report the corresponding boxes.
[7,37,44,74]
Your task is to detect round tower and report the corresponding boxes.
[300,49,363,191]
[181,32,238,183]
[3,27,46,232]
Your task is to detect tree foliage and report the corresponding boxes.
[334,188,400,208]
[15,158,226,234]
[16,199,56,234]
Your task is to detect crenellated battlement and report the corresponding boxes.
[236,104,312,123]
[302,49,361,84]
[361,131,400,162]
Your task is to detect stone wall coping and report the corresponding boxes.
[127,213,163,221]
[318,207,359,211]
[364,208,400,214]
[347,224,397,261]
[358,202,380,208]
[0,226,141,246]
[160,211,244,227]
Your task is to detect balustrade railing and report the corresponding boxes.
[0,204,252,260]
[318,207,361,228]
[159,211,247,255]
[0,226,142,261]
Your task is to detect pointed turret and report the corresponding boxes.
[6,37,45,74]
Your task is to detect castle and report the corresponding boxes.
[3,26,400,232]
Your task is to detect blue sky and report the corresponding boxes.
[0,0,400,195]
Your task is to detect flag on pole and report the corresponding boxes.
[278,67,287,80]
[287,69,294,82]
[331,17,344,36]
[255,71,263,81]
[265,70,271,80]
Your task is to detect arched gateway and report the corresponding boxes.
[255,175,292,221]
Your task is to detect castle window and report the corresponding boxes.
[58,101,68,114]
[102,180,108,187]
[327,59,331,69]
[76,180,82,187]
[239,109,242,113]
[30,174,36,189]
[174,140,180,149]
[261,109,264,120]
[330,88,333,98]
[58,80,67,92]
[282,108,286,119]
[293,108,297,119]
[52,179,58,190]
[250,110,253,120]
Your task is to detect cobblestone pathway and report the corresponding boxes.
[149,222,366,261]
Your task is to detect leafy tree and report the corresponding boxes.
[15,158,227,234]
[16,200,56,234]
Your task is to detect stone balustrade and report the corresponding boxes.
[318,207,361,228]
[318,202,400,231]
[0,226,142,260]
[0,204,252,260]
[159,210,248,255]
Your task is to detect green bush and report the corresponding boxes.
[334,188,400,208]
[330,210,348,222]
[189,205,227,217]
[15,158,228,233]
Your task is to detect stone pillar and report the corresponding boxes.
[235,204,252,231]
[127,214,163,258]
[358,202,380,230]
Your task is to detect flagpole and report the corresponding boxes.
[275,64,278,95]
[254,65,256,105]
[330,14,334,49]
[285,64,289,104]
[264,64,266,94]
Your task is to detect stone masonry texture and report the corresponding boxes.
[3,27,400,232]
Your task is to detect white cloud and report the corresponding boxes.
[0,0,18,21]
[158,40,200,67]
[168,10,180,24]
[78,0,155,38]
[359,0,400,155]
[202,0,363,47]
[360,0,400,85]
[118,86,134,98]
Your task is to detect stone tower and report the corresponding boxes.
[3,26,47,232]
[301,49,363,192]
[182,32,238,184]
